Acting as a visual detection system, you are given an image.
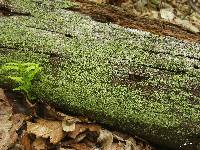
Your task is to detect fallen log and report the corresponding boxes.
[0,0,200,149]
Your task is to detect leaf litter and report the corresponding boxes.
[0,88,155,150]
[0,88,27,150]
[88,0,200,33]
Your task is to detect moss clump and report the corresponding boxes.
[1,0,200,149]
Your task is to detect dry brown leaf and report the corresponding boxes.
[88,0,106,4]
[149,10,159,19]
[124,137,155,150]
[62,132,98,149]
[21,132,32,150]
[40,104,58,119]
[32,138,46,150]
[70,133,86,144]
[113,131,154,150]
[12,113,28,130]
[111,142,124,150]
[174,18,199,33]
[69,143,91,150]
[112,131,131,142]
[57,111,82,123]
[27,119,64,144]
[67,123,101,139]
[0,88,19,150]
[62,120,76,132]
[160,8,175,21]
[0,88,12,114]
[97,129,113,150]
[67,124,88,139]
[135,0,148,11]
[81,138,97,149]
[60,148,75,150]
[124,137,138,150]
[189,12,200,29]
[44,104,82,123]
[0,0,5,5]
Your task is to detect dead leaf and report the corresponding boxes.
[27,119,64,144]
[75,132,87,143]
[124,137,138,150]
[135,0,148,11]
[68,123,101,139]
[0,0,5,4]
[60,148,75,150]
[0,89,18,150]
[32,138,46,150]
[56,111,82,123]
[88,0,106,4]
[0,90,12,115]
[97,129,113,150]
[68,143,91,150]
[21,132,32,150]
[43,104,82,123]
[111,142,124,150]
[11,113,28,131]
[113,131,130,142]
[189,12,200,29]
[67,124,88,139]
[113,131,154,150]
[149,10,159,19]
[39,104,60,119]
[62,120,76,132]
[160,8,175,21]
[174,18,199,33]
[81,138,97,149]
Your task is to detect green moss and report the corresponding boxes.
[7,0,75,13]
[1,0,200,149]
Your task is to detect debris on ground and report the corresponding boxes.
[89,0,200,33]
[0,88,156,150]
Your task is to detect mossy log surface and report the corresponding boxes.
[0,0,200,149]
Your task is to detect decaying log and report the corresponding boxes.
[0,0,200,149]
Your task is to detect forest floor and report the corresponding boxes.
[70,0,200,43]
[0,88,156,150]
[0,0,200,150]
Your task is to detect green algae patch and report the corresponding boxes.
[1,0,200,149]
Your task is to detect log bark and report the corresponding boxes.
[0,0,200,149]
